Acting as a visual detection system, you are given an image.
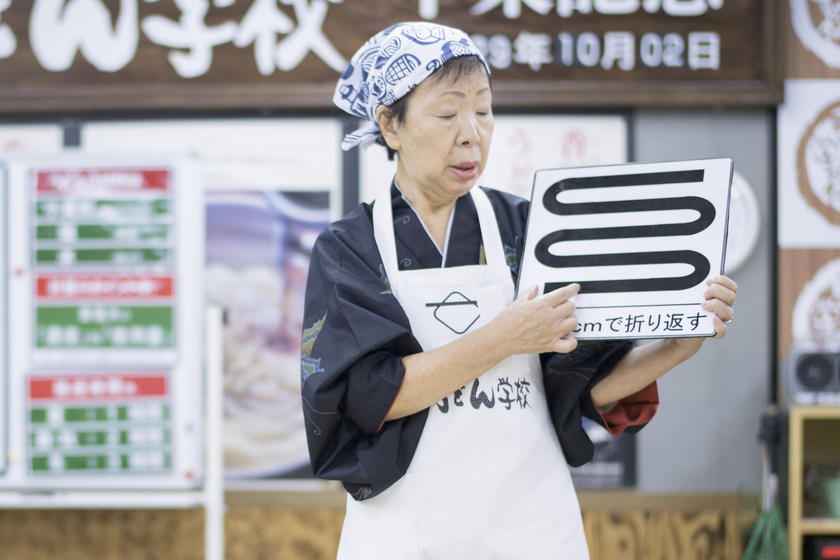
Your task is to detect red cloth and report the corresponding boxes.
[598,381,659,436]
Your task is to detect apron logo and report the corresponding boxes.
[425,291,480,334]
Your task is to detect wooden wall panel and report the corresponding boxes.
[0,509,205,560]
[0,493,754,560]
[585,511,746,560]
[225,507,343,560]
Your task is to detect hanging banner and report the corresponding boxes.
[1,154,204,490]
[518,157,733,340]
[0,0,782,113]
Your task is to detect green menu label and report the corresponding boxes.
[35,306,174,349]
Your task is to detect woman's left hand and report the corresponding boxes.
[663,275,738,359]
[589,275,738,410]
[701,275,738,339]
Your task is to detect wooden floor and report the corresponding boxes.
[0,491,755,559]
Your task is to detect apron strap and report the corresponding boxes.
[470,187,505,269]
[372,187,399,277]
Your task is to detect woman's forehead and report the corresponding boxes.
[415,69,492,100]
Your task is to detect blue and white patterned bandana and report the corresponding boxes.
[333,22,490,151]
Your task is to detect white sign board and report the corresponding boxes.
[0,154,205,490]
[0,123,63,476]
[518,158,733,340]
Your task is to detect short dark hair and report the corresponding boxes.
[375,55,490,161]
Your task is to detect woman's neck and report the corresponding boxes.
[395,180,457,253]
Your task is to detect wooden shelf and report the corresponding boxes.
[801,518,840,535]
[788,406,840,560]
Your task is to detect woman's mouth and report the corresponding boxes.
[451,162,479,181]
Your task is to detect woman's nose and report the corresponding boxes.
[458,116,480,146]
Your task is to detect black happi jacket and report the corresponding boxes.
[300,184,638,501]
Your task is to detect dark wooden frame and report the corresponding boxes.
[0,0,785,114]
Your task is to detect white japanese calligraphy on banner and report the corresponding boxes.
[19,0,347,77]
[30,0,139,72]
[5,0,727,79]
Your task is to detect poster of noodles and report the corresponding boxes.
[205,189,330,479]
[81,119,343,481]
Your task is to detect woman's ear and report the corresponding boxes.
[375,105,400,152]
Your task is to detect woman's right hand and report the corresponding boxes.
[390,283,580,422]
[493,283,580,356]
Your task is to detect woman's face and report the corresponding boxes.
[379,66,494,207]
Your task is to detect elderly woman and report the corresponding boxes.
[301,21,737,559]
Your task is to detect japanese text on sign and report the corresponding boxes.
[473,30,719,72]
[0,0,726,78]
[32,167,178,357]
[517,158,733,340]
[27,373,173,475]
[7,0,347,77]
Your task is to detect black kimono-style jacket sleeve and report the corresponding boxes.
[300,186,637,501]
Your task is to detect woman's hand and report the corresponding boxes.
[666,274,739,356]
[590,275,739,410]
[492,283,581,356]
[702,275,738,339]
[390,282,581,421]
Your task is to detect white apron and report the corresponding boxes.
[337,187,588,560]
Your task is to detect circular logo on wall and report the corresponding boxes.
[797,99,840,225]
[793,258,840,351]
[791,0,840,69]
